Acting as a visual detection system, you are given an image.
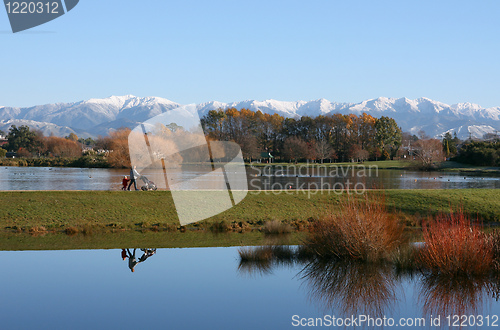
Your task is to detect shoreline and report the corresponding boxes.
[1,158,498,174]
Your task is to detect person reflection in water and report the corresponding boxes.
[127,248,140,272]
[124,248,157,272]
[139,248,156,262]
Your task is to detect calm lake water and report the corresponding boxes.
[0,166,498,190]
[2,247,500,330]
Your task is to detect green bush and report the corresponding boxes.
[454,141,500,166]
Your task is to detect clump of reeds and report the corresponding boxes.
[232,221,252,233]
[486,230,500,271]
[64,226,79,236]
[303,194,405,262]
[206,220,232,233]
[238,247,273,276]
[82,224,93,236]
[391,245,422,274]
[29,226,47,236]
[262,220,292,235]
[419,209,493,276]
[238,245,298,276]
[238,246,273,262]
[164,224,177,232]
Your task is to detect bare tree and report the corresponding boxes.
[314,139,336,163]
[282,136,308,163]
[349,144,370,162]
[414,139,444,169]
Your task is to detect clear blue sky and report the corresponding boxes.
[1,0,500,108]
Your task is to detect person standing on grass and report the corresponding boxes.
[127,165,140,191]
[121,176,129,190]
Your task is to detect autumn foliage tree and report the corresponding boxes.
[105,128,132,168]
[46,136,82,157]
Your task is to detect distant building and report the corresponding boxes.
[0,136,7,147]
[260,152,274,163]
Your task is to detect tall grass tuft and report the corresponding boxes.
[207,220,232,233]
[238,246,273,262]
[29,226,47,236]
[65,226,79,236]
[486,230,500,271]
[419,208,493,276]
[262,220,292,235]
[303,194,405,262]
[391,245,422,274]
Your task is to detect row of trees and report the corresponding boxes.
[201,108,402,162]
[1,125,132,168]
[4,114,495,168]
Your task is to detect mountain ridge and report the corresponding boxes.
[0,95,499,140]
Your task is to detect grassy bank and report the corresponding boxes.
[0,155,110,168]
[250,160,500,173]
[0,230,305,251]
[437,161,500,173]
[249,160,409,169]
[1,189,499,233]
[2,157,498,173]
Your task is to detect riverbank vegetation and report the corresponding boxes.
[240,205,500,278]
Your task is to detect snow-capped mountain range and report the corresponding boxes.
[0,95,499,140]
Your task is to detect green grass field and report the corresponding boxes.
[1,189,498,231]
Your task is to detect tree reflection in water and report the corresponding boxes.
[237,245,500,319]
[419,273,494,317]
[237,245,399,316]
[299,260,398,316]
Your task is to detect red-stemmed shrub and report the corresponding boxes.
[419,208,493,276]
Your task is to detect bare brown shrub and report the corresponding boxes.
[303,194,405,262]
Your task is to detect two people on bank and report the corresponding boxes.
[121,166,141,191]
